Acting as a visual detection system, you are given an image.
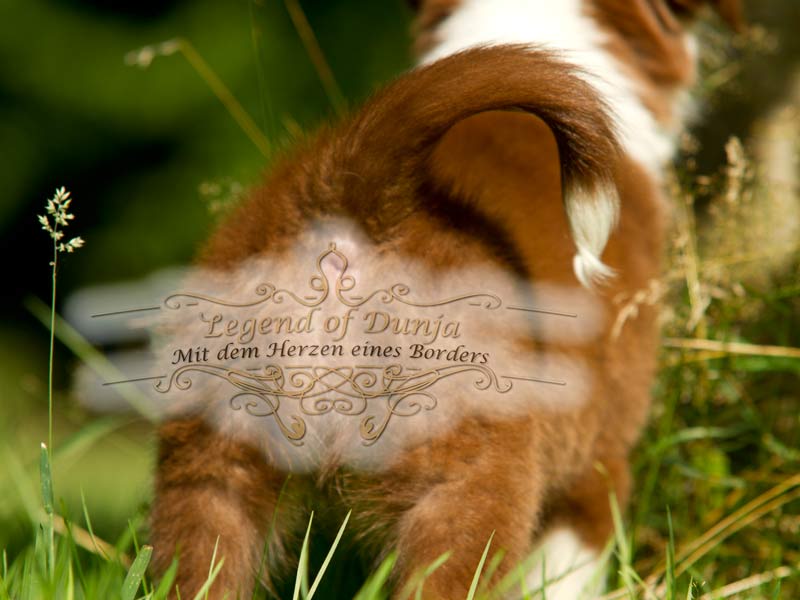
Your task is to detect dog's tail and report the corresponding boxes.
[342,45,622,287]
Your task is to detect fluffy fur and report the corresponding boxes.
[149,2,742,598]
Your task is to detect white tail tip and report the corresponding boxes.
[565,183,619,289]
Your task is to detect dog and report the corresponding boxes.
[149,1,743,598]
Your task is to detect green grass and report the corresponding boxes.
[2,8,799,600]
[4,148,797,600]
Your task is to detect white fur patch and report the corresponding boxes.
[522,528,605,599]
[565,183,619,287]
[419,0,691,287]
[420,0,680,176]
[138,219,606,472]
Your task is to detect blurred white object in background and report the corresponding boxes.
[63,266,187,416]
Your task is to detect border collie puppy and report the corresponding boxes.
[150,2,743,598]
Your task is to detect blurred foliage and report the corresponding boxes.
[0,0,798,598]
[0,0,412,292]
[0,0,413,561]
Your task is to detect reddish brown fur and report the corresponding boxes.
[426,110,663,554]
[667,0,745,30]
[150,6,736,594]
[590,0,744,124]
[411,0,464,56]
[589,0,698,123]
[413,0,745,126]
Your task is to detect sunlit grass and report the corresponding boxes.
[2,9,798,600]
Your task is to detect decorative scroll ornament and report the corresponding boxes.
[152,243,556,445]
[163,243,503,312]
[156,362,512,446]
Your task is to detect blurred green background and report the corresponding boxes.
[1,0,799,596]
[0,0,414,558]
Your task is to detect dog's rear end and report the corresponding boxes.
[150,2,742,597]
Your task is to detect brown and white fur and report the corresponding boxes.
[149,1,743,598]
[407,0,744,595]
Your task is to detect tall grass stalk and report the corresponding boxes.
[282,0,345,115]
[38,187,84,457]
[125,39,271,158]
[36,187,85,584]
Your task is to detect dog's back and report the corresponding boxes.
[150,1,742,596]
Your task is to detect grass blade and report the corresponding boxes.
[283,0,345,114]
[414,552,451,600]
[397,551,452,600]
[307,510,350,599]
[39,444,54,516]
[125,39,271,158]
[0,418,126,504]
[80,488,114,565]
[59,509,88,594]
[191,556,225,600]
[353,553,396,600]
[292,512,314,600]
[121,545,152,600]
[771,580,782,599]
[175,39,271,157]
[205,536,221,600]
[153,557,179,600]
[466,531,495,600]
[665,507,676,600]
[66,560,74,600]
[253,473,292,600]
[696,566,796,600]
[0,549,10,600]
[25,296,158,422]
[39,443,55,580]
[609,492,636,595]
